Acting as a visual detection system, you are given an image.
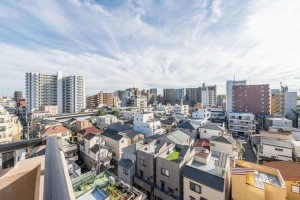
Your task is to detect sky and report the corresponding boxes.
[0,0,300,96]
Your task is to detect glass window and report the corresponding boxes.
[161,168,169,177]
[123,168,128,175]
[292,185,300,194]
[190,182,201,193]
[140,159,146,167]
[275,148,283,152]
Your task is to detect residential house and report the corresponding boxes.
[75,119,92,131]
[133,112,162,138]
[264,161,300,200]
[40,125,71,140]
[95,114,117,127]
[173,103,189,116]
[165,130,194,146]
[183,152,230,200]
[176,121,199,139]
[210,136,240,158]
[118,143,144,185]
[79,133,112,172]
[154,144,195,199]
[160,118,177,133]
[194,139,210,152]
[231,160,286,200]
[199,123,225,139]
[76,126,101,141]
[191,108,210,125]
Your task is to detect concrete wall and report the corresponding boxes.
[210,141,238,158]
[199,128,221,139]
[260,144,293,161]
[136,149,155,183]
[183,177,225,200]
[118,164,135,185]
[176,127,197,139]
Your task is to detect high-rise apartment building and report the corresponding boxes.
[163,88,175,104]
[25,71,85,114]
[201,84,217,107]
[86,92,115,108]
[185,88,198,105]
[174,88,186,103]
[232,84,270,115]
[150,88,157,96]
[226,80,247,116]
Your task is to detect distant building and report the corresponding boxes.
[264,116,293,130]
[13,91,23,104]
[173,103,189,116]
[232,84,270,115]
[150,88,158,96]
[226,80,247,117]
[26,71,85,114]
[86,91,118,108]
[163,88,175,104]
[201,84,217,107]
[128,96,147,109]
[39,105,58,116]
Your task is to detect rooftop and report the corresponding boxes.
[194,139,210,150]
[264,161,300,181]
[177,121,199,130]
[106,123,132,132]
[261,138,293,149]
[40,125,70,135]
[200,124,224,131]
[166,149,181,163]
[101,129,123,141]
[210,136,236,145]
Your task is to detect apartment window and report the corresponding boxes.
[210,143,215,147]
[190,182,201,194]
[140,159,146,167]
[167,188,174,194]
[189,197,195,200]
[200,197,207,200]
[123,168,128,175]
[161,168,170,177]
[292,185,300,194]
[204,130,207,133]
[161,181,165,190]
[275,148,283,152]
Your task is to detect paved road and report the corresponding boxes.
[242,140,257,163]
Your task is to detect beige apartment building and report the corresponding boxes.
[39,105,58,116]
[86,91,119,108]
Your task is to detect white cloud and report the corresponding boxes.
[0,0,300,96]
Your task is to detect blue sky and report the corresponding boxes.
[0,0,300,96]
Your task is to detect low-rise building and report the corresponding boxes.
[118,143,144,185]
[210,136,240,158]
[199,123,225,139]
[76,126,101,141]
[264,116,293,130]
[258,138,294,161]
[183,152,230,200]
[160,118,177,133]
[95,114,117,127]
[173,103,189,116]
[133,112,162,138]
[75,119,92,130]
[231,160,286,200]
[79,133,112,172]
[228,112,256,137]
[166,130,194,146]
[39,125,71,140]
[176,121,199,139]
[264,161,300,200]
[39,105,58,116]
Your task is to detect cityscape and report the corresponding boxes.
[1,1,300,200]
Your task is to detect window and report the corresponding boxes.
[204,130,207,133]
[210,143,215,147]
[161,181,165,190]
[200,197,207,200]
[190,182,201,194]
[161,168,169,177]
[123,168,128,175]
[275,148,283,152]
[140,159,146,167]
[292,185,300,194]
[189,196,195,200]
[167,188,174,194]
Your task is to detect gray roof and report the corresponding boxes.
[200,124,224,131]
[178,145,190,159]
[210,136,236,145]
[107,123,131,132]
[166,130,190,145]
[122,143,144,154]
[261,138,293,149]
[101,129,123,141]
[183,165,224,192]
[89,144,99,153]
[123,129,143,138]
[118,159,134,170]
[83,133,96,140]
[177,122,199,130]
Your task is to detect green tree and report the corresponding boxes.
[111,110,120,118]
[97,108,105,116]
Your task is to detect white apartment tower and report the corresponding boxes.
[26,71,85,114]
[226,80,247,117]
[201,85,217,108]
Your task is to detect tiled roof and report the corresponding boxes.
[106,123,131,132]
[183,165,224,192]
[264,161,300,181]
[41,125,70,135]
[83,133,96,140]
[210,136,236,145]
[177,122,199,130]
[200,124,224,131]
[101,129,123,141]
[118,159,134,170]
[77,126,101,136]
[194,139,210,150]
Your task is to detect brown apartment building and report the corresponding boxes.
[86,91,119,108]
[232,84,270,115]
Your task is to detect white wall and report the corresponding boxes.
[260,144,293,161]
[199,128,221,139]
[210,141,238,158]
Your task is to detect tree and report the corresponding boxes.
[97,108,105,116]
[111,110,120,118]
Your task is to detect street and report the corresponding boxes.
[242,139,257,163]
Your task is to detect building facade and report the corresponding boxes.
[226,80,247,117]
